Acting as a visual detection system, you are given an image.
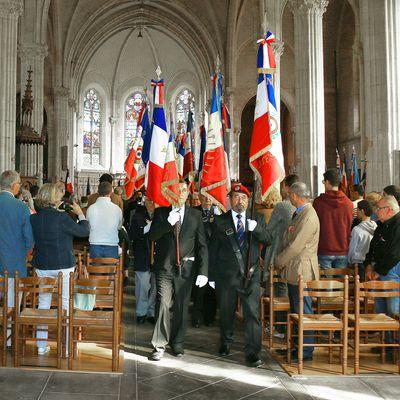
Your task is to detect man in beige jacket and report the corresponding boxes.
[275,182,320,361]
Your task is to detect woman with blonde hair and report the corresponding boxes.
[30,183,89,355]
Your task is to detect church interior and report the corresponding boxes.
[1,0,400,399]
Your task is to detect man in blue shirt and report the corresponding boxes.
[0,170,34,316]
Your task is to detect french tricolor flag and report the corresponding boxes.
[183,110,194,180]
[146,78,180,207]
[200,73,230,212]
[249,32,285,200]
[177,137,185,179]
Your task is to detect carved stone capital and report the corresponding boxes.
[68,98,77,110]
[272,40,285,61]
[54,86,70,99]
[288,0,328,17]
[109,116,117,125]
[0,0,23,18]
[353,41,363,59]
[18,43,48,60]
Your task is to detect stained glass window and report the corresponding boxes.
[125,92,144,155]
[83,89,101,166]
[175,89,195,135]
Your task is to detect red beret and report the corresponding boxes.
[230,182,250,198]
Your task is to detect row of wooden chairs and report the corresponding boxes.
[0,256,123,372]
[287,274,400,375]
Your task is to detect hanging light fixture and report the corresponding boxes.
[137,27,143,38]
[137,0,144,38]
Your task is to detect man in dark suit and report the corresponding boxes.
[148,182,208,361]
[191,194,219,328]
[209,182,268,367]
[129,198,156,324]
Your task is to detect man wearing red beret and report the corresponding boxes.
[209,182,268,367]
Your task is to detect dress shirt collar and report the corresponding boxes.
[295,203,308,215]
[96,196,112,203]
[1,190,15,197]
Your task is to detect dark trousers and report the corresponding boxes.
[287,283,314,356]
[217,277,261,357]
[192,284,217,325]
[151,270,195,350]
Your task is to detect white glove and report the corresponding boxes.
[209,281,216,289]
[167,210,180,226]
[143,220,152,234]
[247,219,257,231]
[213,206,222,216]
[195,274,208,288]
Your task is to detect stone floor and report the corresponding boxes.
[1,290,400,399]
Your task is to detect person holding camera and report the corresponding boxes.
[30,183,90,355]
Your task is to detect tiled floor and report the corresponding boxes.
[2,291,400,399]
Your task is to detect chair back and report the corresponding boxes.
[268,264,286,295]
[298,274,349,317]
[14,271,62,317]
[69,272,120,313]
[355,276,400,316]
[85,257,122,309]
[320,267,356,296]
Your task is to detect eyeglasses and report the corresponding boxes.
[376,205,390,211]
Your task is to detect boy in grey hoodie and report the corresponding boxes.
[348,200,377,264]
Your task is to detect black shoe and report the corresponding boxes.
[204,320,214,327]
[171,346,185,357]
[136,316,146,324]
[291,353,313,363]
[219,344,230,356]
[147,316,156,324]
[192,319,200,328]
[246,354,263,367]
[149,349,164,361]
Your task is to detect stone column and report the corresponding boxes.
[360,0,400,189]
[53,87,70,180]
[0,0,23,171]
[289,0,328,197]
[109,116,117,173]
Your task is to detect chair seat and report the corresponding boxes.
[290,313,342,328]
[263,296,290,310]
[18,308,59,324]
[348,313,400,329]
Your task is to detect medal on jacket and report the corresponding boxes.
[226,228,234,236]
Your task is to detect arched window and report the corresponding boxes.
[175,88,195,135]
[83,88,101,166]
[125,92,144,156]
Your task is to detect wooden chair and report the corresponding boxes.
[68,272,120,371]
[349,276,400,374]
[261,264,290,348]
[0,272,12,366]
[86,256,123,310]
[287,275,349,375]
[317,266,357,313]
[13,271,63,368]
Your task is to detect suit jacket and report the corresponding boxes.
[129,205,153,272]
[0,191,34,276]
[194,205,218,242]
[274,203,320,285]
[209,210,268,284]
[262,200,296,280]
[148,206,208,278]
[30,207,90,270]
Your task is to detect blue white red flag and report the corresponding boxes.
[221,103,231,130]
[351,146,360,186]
[65,169,73,194]
[146,79,180,207]
[249,33,284,200]
[140,103,152,166]
[183,110,194,180]
[257,31,277,73]
[200,73,230,212]
[177,137,185,179]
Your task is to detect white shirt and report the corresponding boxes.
[231,210,246,232]
[87,197,122,246]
